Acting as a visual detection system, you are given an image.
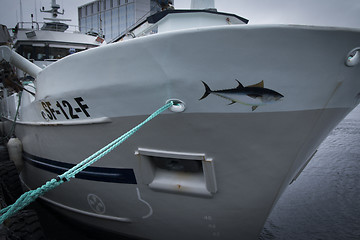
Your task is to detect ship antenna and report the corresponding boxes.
[20,0,24,27]
[40,0,64,19]
[39,0,70,31]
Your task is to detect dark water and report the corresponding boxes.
[32,106,360,239]
[260,106,360,240]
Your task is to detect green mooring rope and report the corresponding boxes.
[0,101,174,223]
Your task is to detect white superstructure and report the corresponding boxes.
[11,0,104,78]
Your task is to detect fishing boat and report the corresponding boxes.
[1,0,360,239]
[8,0,104,79]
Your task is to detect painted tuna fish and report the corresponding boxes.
[199,80,284,111]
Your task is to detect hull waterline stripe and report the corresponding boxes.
[23,152,137,184]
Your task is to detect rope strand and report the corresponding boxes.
[0,101,173,223]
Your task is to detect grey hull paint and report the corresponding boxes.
[17,107,350,240]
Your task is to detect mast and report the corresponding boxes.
[190,0,215,10]
[40,0,64,19]
[19,0,24,27]
[40,0,70,32]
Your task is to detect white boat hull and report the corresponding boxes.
[2,24,360,239]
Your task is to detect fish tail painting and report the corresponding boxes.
[199,81,212,100]
[199,79,284,111]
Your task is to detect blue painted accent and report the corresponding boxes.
[23,152,137,184]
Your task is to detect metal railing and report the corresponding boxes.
[15,22,82,34]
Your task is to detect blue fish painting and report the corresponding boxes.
[199,80,284,111]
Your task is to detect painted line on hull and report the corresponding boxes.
[136,188,153,219]
[22,181,132,223]
[40,194,132,223]
[23,152,137,184]
[15,117,112,126]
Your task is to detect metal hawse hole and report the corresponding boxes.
[345,48,360,67]
[166,99,186,112]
